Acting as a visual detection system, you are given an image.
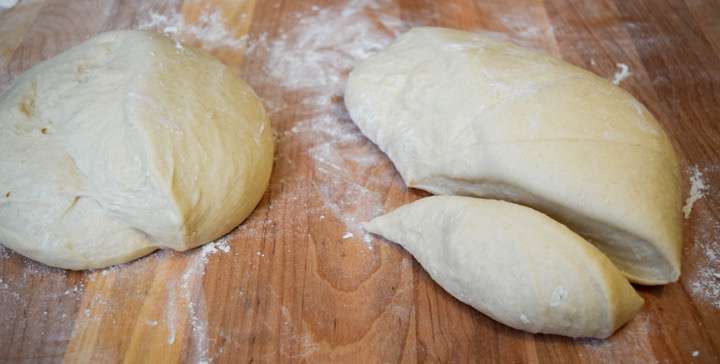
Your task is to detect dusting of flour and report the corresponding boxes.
[683,164,719,309]
[579,311,656,363]
[0,229,234,362]
[172,238,232,362]
[689,233,720,309]
[245,0,406,244]
[136,0,253,52]
[683,165,708,219]
[686,207,720,309]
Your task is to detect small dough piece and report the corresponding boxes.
[346,27,682,285]
[0,31,274,269]
[366,196,644,338]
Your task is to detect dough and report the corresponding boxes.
[0,31,274,269]
[366,196,644,338]
[346,27,682,285]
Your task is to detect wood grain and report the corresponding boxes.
[1,0,719,363]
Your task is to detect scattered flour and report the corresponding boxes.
[136,1,251,52]
[685,165,719,309]
[579,311,657,363]
[684,165,708,219]
[166,238,232,361]
[165,282,178,344]
[0,247,88,357]
[243,0,405,244]
[263,0,404,93]
[0,232,234,362]
[688,219,720,309]
[494,3,559,54]
[612,63,632,85]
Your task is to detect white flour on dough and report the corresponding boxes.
[612,63,632,85]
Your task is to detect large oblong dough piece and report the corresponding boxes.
[345,27,682,285]
[366,196,644,338]
[0,31,274,269]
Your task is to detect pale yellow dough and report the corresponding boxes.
[346,27,682,285]
[0,31,274,269]
[366,196,644,339]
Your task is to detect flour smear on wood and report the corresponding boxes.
[684,166,720,310]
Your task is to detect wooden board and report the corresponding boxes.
[1,0,719,362]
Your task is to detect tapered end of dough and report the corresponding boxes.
[363,218,381,235]
[363,210,415,252]
[606,277,646,338]
[363,215,393,242]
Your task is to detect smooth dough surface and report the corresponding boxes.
[346,27,682,285]
[366,196,644,338]
[0,31,274,269]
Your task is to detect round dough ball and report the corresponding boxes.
[366,196,644,339]
[345,27,682,285]
[0,31,274,269]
